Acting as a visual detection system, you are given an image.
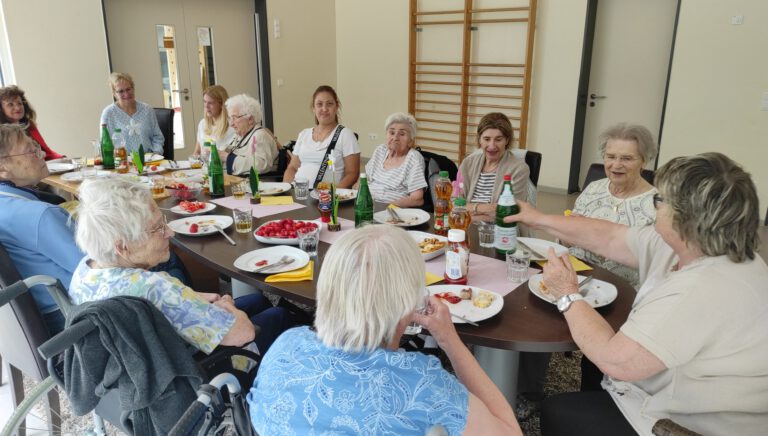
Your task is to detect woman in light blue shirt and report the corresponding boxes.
[100,72,164,154]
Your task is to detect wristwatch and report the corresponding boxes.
[556,293,584,313]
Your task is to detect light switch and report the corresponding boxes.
[731,15,744,25]
[277,79,284,88]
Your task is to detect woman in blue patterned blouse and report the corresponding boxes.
[100,72,165,154]
[247,225,522,435]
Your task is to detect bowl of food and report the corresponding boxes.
[166,182,203,201]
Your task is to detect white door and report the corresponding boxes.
[578,0,677,186]
[104,0,260,159]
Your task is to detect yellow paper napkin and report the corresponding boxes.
[260,196,294,206]
[536,255,593,272]
[265,261,313,282]
[425,271,443,286]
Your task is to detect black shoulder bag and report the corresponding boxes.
[312,125,344,189]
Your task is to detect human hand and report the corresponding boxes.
[197,292,221,303]
[214,297,237,313]
[413,296,461,349]
[502,201,542,226]
[542,248,579,299]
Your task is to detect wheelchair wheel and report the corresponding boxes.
[1,376,104,436]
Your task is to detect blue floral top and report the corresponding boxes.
[69,257,234,354]
[247,326,469,435]
[100,101,165,154]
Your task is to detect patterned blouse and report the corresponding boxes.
[248,326,469,435]
[100,101,165,154]
[571,178,657,287]
[69,257,235,354]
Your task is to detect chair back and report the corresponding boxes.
[416,147,458,213]
[154,107,175,160]
[582,163,655,190]
[524,151,543,186]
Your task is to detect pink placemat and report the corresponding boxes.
[211,196,306,218]
[318,218,355,244]
[425,254,540,297]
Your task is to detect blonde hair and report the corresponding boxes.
[108,72,135,92]
[203,85,230,139]
[315,225,425,352]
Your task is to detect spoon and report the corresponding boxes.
[252,255,294,273]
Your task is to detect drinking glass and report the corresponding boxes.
[189,154,204,169]
[80,156,96,179]
[91,140,102,168]
[477,222,495,248]
[149,176,166,196]
[298,226,319,256]
[506,248,531,284]
[233,207,253,233]
[404,288,431,335]
[294,177,309,200]
[231,182,246,200]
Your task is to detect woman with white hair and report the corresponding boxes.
[69,178,291,355]
[363,112,427,207]
[220,93,278,175]
[248,225,522,435]
[506,152,768,435]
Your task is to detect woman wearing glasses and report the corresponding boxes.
[69,178,292,355]
[0,85,63,160]
[220,94,278,176]
[100,72,165,154]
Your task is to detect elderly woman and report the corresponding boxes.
[283,85,360,188]
[100,72,164,154]
[219,94,278,176]
[571,123,657,288]
[458,112,529,221]
[191,85,236,157]
[0,85,63,160]
[0,124,81,334]
[506,152,768,435]
[69,178,291,355]
[364,112,427,207]
[248,225,522,435]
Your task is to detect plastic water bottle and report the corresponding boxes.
[112,128,127,173]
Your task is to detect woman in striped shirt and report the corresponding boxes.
[364,113,427,207]
[458,112,530,221]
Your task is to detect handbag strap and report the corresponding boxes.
[313,125,344,188]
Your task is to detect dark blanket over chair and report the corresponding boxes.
[63,296,205,435]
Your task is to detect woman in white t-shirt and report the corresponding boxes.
[283,85,360,188]
[191,85,236,157]
[364,112,426,207]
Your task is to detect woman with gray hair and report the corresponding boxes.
[363,112,427,206]
[506,152,768,435]
[220,93,279,175]
[248,225,522,435]
[69,177,291,354]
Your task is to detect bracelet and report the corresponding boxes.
[472,203,479,214]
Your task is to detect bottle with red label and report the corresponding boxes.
[444,229,469,285]
[433,170,453,236]
[316,182,333,223]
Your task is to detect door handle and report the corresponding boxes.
[171,88,189,94]
[590,93,607,100]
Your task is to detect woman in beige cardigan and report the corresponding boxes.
[458,112,530,221]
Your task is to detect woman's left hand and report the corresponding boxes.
[198,292,222,303]
[542,248,579,299]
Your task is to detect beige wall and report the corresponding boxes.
[661,0,768,212]
[266,0,337,144]
[0,0,111,158]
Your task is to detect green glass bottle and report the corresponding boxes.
[494,174,520,254]
[100,124,115,169]
[354,173,374,227]
[207,142,225,197]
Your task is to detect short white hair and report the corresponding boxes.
[76,178,154,264]
[384,112,417,139]
[315,225,425,353]
[225,94,262,125]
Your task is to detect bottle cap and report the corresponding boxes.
[447,229,465,242]
[503,174,512,181]
[359,173,367,178]
[439,170,449,177]
[454,197,466,207]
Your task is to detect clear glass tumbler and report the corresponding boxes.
[506,248,531,284]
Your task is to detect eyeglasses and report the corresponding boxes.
[228,114,248,122]
[115,87,134,95]
[0,146,44,160]
[603,154,639,164]
[147,215,169,238]
[652,194,664,209]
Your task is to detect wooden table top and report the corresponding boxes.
[159,190,637,353]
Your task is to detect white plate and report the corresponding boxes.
[168,215,233,236]
[373,208,431,227]
[47,162,75,174]
[134,164,166,174]
[233,245,310,274]
[253,219,322,245]
[170,169,206,182]
[115,174,150,185]
[408,231,449,261]
[517,237,569,261]
[246,182,292,196]
[144,153,164,163]
[169,202,216,216]
[309,188,358,202]
[527,274,618,308]
[60,170,112,182]
[427,285,504,324]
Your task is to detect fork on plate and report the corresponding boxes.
[387,207,404,224]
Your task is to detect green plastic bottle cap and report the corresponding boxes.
[454,197,466,206]
[439,170,449,177]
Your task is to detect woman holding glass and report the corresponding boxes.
[100,72,164,154]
